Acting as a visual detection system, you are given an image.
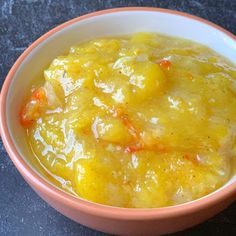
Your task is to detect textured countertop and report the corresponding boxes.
[0,0,236,235]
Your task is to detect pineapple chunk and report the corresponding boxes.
[92,117,132,144]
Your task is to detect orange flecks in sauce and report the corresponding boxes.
[159,59,172,70]
[21,33,236,208]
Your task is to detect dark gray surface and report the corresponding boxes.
[0,0,236,235]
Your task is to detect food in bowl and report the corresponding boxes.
[20,32,236,208]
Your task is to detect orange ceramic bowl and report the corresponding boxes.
[1,7,236,236]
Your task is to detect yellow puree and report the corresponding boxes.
[23,33,236,208]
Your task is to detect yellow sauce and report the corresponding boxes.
[21,33,236,208]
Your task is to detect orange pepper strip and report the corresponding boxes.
[120,115,140,140]
[111,106,140,140]
[125,146,143,153]
[183,153,191,160]
[183,153,200,165]
[151,143,167,152]
[19,87,47,127]
[113,107,168,154]
[125,143,167,154]
[19,106,34,127]
[159,59,172,70]
[31,88,47,102]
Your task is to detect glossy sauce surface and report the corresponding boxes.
[21,33,236,208]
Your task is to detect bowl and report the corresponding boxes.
[1,7,236,236]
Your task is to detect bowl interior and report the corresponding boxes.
[5,9,236,195]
